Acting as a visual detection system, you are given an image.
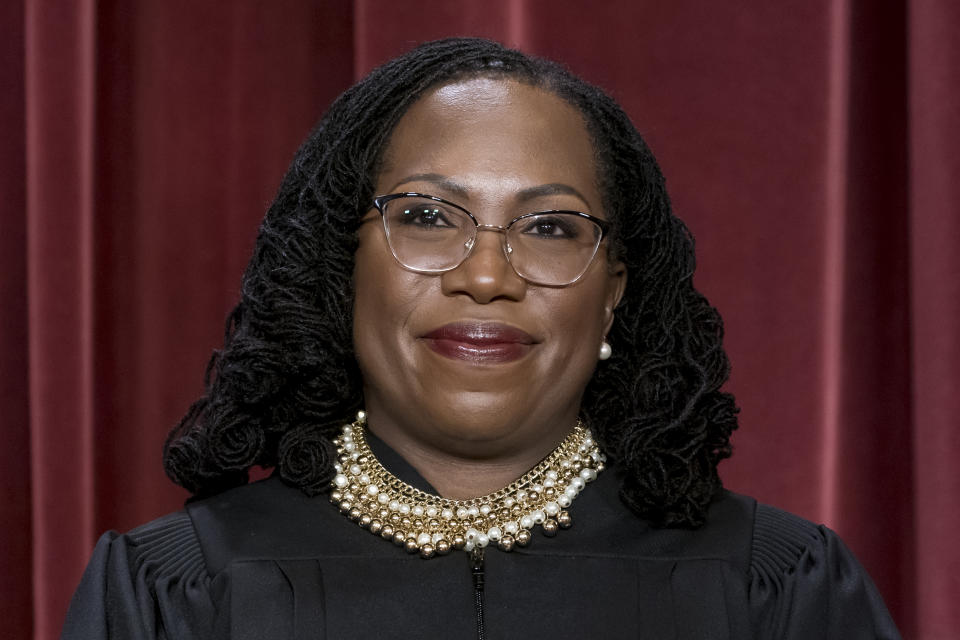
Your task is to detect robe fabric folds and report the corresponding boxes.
[63,436,900,639]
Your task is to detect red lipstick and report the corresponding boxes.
[421,322,535,363]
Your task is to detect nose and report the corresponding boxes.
[440,228,526,303]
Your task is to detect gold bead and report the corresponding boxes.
[435,539,451,555]
[557,511,572,528]
[392,531,405,546]
[331,491,342,502]
[339,501,352,512]
[390,513,401,524]
[369,520,382,534]
[452,535,466,550]
[498,535,515,551]
[542,518,559,537]
[419,544,436,559]
[348,508,362,521]
[378,508,389,519]
[359,514,372,528]
[404,539,419,554]
[381,524,394,539]
[544,487,556,497]
[516,529,532,546]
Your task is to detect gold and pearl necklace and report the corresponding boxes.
[330,412,605,559]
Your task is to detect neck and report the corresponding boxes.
[368,418,576,500]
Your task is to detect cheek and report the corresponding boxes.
[352,240,425,361]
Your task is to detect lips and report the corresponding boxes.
[421,322,536,363]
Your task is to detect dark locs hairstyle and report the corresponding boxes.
[163,37,739,528]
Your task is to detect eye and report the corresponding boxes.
[398,203,457,229]
[518,215,581,239]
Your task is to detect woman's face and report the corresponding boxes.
[353,77,626,461]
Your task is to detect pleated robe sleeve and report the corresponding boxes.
[749,504,902,639]
[61,511,216,639]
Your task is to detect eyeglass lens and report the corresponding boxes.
[380,195,603,285]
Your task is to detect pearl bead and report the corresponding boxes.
[465,528,479,542]
[344,442,355,452]
[334,474,348,488]
[544,502,560,516]
[366,485,379,496]
[417,532,432,546]
[504,521,519,534]
[464,540,475,552]
[441,508,454,520]
[520,515,534,529]
[456,507,469,519]
[581,468,597,481]
[571,477,585,491]
[399,504,411,514]
[477,534,489,548]
[412,505,424,517]
[487,526,502,541]
[467,506,480,517]
[377,493,389,504]
[349,464,361,475]
[356,410,366,421]
[426,506,439,518]
[564,487,578,499]
[532,510,545,524]
[558,495,572,508]
[388,500,400,511]
[546,469,559,480]
[480,504,492,515]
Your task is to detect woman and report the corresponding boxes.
[63,38,900,638]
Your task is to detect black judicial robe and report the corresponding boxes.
[62,437,901,639]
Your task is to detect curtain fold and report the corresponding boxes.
[4,1,958,638]
[24,2,98,639]
[909,2,960,638]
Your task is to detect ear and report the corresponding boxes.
[601,260,627,336]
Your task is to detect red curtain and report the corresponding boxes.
[3,1,958,638]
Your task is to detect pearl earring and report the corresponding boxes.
[598,341,612,361]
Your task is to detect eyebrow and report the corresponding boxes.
[386,173,592,209]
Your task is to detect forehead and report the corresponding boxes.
[376,77,602,213]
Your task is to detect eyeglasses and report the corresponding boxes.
[371,193,610,286]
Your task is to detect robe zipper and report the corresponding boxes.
[470,547,486,640]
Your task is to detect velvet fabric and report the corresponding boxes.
[3,1,958,638]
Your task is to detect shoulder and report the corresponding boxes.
[741,499,901,638]
[124,509,210,583]
[748,501,828,584]
[62,510,214,638]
